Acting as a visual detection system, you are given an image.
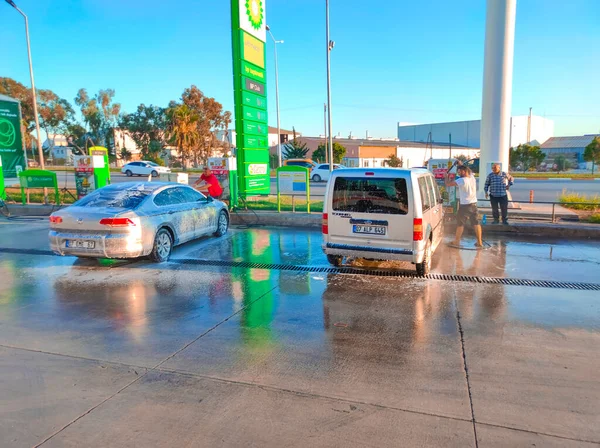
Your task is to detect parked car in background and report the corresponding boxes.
[311,163,345,182]
[49,182,229,262]
[27,159,39,168]
[322,168,444,275]
[121,161,171,177]
[283,159,317,171]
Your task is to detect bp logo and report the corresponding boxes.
[245,0,264,30]
[0,117,16,148]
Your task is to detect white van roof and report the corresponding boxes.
[329,167,430,178]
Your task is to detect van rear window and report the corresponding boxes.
[332,177,409,215]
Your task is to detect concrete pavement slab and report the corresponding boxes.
[0,346,140,448]
[42,370,476,448]
[162,273,473,420]
[455,283,600,442]
[476,424,599,447]
[0,253,276,367]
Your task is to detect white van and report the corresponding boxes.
[322,168,444,275]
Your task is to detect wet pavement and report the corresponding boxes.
[0,219,599,447]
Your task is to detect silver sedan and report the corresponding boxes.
[49,182,229,261]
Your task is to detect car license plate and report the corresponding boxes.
[65,240,95,249]
[353,225,386,235]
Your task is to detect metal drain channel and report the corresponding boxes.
[1,247,598,291]
[171,258,600,291]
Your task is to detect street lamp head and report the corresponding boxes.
[266,24,270,31]
[277,40,284,44]
[5,0,18,7]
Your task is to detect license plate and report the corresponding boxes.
[353,225,386,235]
[65,240,95,249]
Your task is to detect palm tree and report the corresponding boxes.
[166,104,200,170]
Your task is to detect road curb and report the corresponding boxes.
[230,211,600,239]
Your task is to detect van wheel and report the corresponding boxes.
[327,254,343,267]
[416,240,432,276]
[150,228,173,262]
[312,174,322,182]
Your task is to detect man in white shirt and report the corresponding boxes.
[445,165,483,248]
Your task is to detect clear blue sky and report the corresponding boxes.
[1,0,599,138]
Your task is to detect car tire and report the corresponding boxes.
[416,239,432,276]
[150,228,173,262]
[151,170,158,178]
[312,174,322,182]
[214,211,229,237]
[327,254,343,267]
[125,170,132,177]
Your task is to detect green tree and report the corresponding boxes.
[583,137,600,174]
[166,104,200,170]
[282,138,310,159]
[119,148,132,162]
[74,88,121,152]
[511,144,545,171]
[37,89,76,152]
[385,154,403,167]
[119,104,167,159]
[312,142,347,164]
[554,154,571,173]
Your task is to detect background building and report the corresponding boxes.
[540,134,600,169]
[398,115,554,148]
[300,136,479,168]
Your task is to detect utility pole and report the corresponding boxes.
[5,0,48,202]
[266,25,284,168]
[323,103,328,163]
[326,0,334,171]
[527,107,532,144]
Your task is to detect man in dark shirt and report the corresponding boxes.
[194,167,223,198]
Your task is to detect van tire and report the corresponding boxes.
[327,254,343,267]
[416,240,431,276]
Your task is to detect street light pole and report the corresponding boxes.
[266,25,284,168]
[5,0,45,172]
[326,0,334,172]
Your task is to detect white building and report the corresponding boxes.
[398,115,554,148]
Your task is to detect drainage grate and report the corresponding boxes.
[1,247,598,291]
[171,258,600,291]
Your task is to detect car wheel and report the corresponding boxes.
[150,228,173,262]
[214,211,229,237]
[416,239,432,276]
[151,170,158,177]
[312,174,322,182]
[327,254,342,267]
[125,170,132,177]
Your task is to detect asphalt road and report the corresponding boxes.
[48,171,598,204]
[0,221,599,446]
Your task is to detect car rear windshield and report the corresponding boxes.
[332,177,409,215]
[74,185,153,209]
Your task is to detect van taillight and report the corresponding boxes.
[413,218,423,241]
[99,218,136,227]
[322,213,329,234]
[49,216,62,224]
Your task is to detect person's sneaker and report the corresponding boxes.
[502,220,509,225]
[493,219,500,224]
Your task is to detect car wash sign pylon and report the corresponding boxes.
[231,0,270,197]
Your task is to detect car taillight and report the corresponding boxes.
[365,172,374,176]
[99,218,136,227]
[322,213,329,235]
[49,216,62,224]
[413,218,423,241]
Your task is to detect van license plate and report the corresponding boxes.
[66,240,95,249]
[353,225,386,235]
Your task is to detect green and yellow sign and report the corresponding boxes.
[0,96,26,179]
[231,0,270,196]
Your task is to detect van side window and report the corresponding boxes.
[426,175,438,205]
[418,177,432,212]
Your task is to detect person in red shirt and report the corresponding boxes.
[194,167,223,198]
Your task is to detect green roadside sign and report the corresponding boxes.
[231,0,270,197]
[18,169,60,205]
[0,95,26,179]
